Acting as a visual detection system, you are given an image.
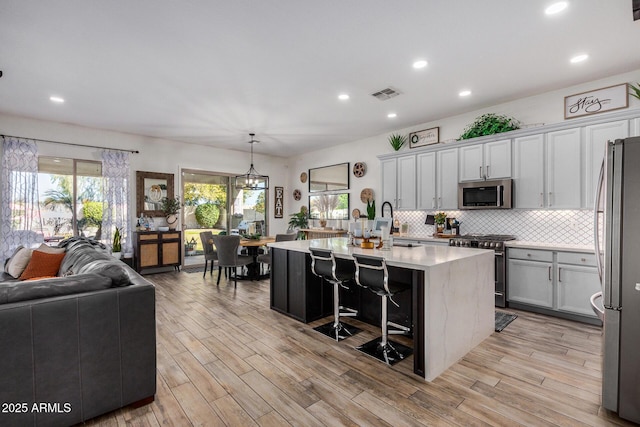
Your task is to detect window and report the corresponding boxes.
[38,157,103,242]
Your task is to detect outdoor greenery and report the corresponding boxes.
[183,183,226,207]
[458,113,520,140]
[630,82,640,100]
[388,133,407,151]
[195,203,221,228]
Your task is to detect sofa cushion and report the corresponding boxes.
[20,250,66,280]
[0,273,113,304]
[4,246,33,278]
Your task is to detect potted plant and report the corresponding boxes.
[388,133,407,151]
[161,196,181,230]
[112,227,122,258]
[458,113,520,140]
[434,212,447,234]
[630,82,640,100]
[288,211,309,240]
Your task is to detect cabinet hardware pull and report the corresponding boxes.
[432,197,436,209]
[558,267,562,282]
[486,165,490,178]
[540,193,543,207]
[527,253,531,257]
[438,196,442,207]
[581,257,586,262]
[548,192,552,206]
[479,166,482,178]
[548,266,552,281]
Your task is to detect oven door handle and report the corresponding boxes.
[497,185,503,207]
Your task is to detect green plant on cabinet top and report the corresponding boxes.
[458,113,520,140]
[388,133,407,151]
[630,82,640,100]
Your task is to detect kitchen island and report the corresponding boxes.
[268,237,494,381]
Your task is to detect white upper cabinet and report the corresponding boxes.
[459,139,511,181]
[436,148,459,209]
[546,128,582,209]
[513,134,545,208]
[381,155,416,210]
[584,120,628,208]
[417,152,436,210]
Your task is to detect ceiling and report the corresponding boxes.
[1,1,639,158]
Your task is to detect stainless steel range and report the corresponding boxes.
[449,234,516,307]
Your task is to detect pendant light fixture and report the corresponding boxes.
[234,133,269,190]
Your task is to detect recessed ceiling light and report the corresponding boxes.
[570,54,589,63]
[459,90,472,97]
[387,113,397,118]
[338,93,350,100]
[49,96,65,103]
[413,60,428,69]
[545,2,568,15]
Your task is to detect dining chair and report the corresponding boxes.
[199,231,218,278]
[256,233,297,273]
[212,235,253,288]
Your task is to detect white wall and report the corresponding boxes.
[287,69,640,226]
[0,115,291,238]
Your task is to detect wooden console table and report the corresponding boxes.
[133,230,182,273]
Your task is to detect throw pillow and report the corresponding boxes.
[5,246,34,278]
[36,243,66,254]
[19,250,66,281]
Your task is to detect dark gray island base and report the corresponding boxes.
[268,238,495,381]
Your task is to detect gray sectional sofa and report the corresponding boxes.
[0,237,156,427]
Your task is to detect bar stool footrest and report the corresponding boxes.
[314,321,362,341]
[356,338,413,365]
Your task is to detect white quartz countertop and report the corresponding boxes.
[505,240,595,253]
[268,237,492,270]
[392,234,452,243]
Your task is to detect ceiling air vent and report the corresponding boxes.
[371,87,402,101]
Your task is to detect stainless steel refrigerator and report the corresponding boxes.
[593,136,640,423]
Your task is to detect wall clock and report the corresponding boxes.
[353,162,366,177]
[293,189,302,201]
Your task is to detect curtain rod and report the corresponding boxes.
[1,134,140,154]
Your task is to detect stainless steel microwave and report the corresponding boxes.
[458,179,513,209]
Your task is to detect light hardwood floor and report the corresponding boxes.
[85,269,634,426]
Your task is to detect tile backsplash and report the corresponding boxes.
[395,209,596,245]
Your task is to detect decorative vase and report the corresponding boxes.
[436,223,445,234]
[166,214,178,230]
[319,219,327,228]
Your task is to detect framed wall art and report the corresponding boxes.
[564,83,629,119]
[274,186,284,218]
[409,127,439,148]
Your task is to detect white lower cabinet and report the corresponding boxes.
[507,247,601,322]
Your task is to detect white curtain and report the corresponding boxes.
[0,137,44,260]
[101,150,132,253]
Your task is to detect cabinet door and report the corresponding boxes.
[397,155,416,210]
[507,259,553,308]
[632,118,640,137]
[513,134,545,208]
[381,159,398,209]
[437,148,458,209]
[417,152,436,210]
[547,128,582,209]
[139,242,159,268]
[484,139,512,179]
[162,241,180,265]
[584,120,628,208]
[459,145,484,182]
[556,264,601,317]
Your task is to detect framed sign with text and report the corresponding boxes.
[564,83,628,119]
[274,186,284,218]
[409,127,439,148]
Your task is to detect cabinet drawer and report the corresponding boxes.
[139,234,159,241]
[508,248,552,262]
[556,251,596,267]
[162,233,181,240]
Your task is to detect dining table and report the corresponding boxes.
[239,236,276,280]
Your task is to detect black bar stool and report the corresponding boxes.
[352,254,412,365]
[309,248,361,341]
